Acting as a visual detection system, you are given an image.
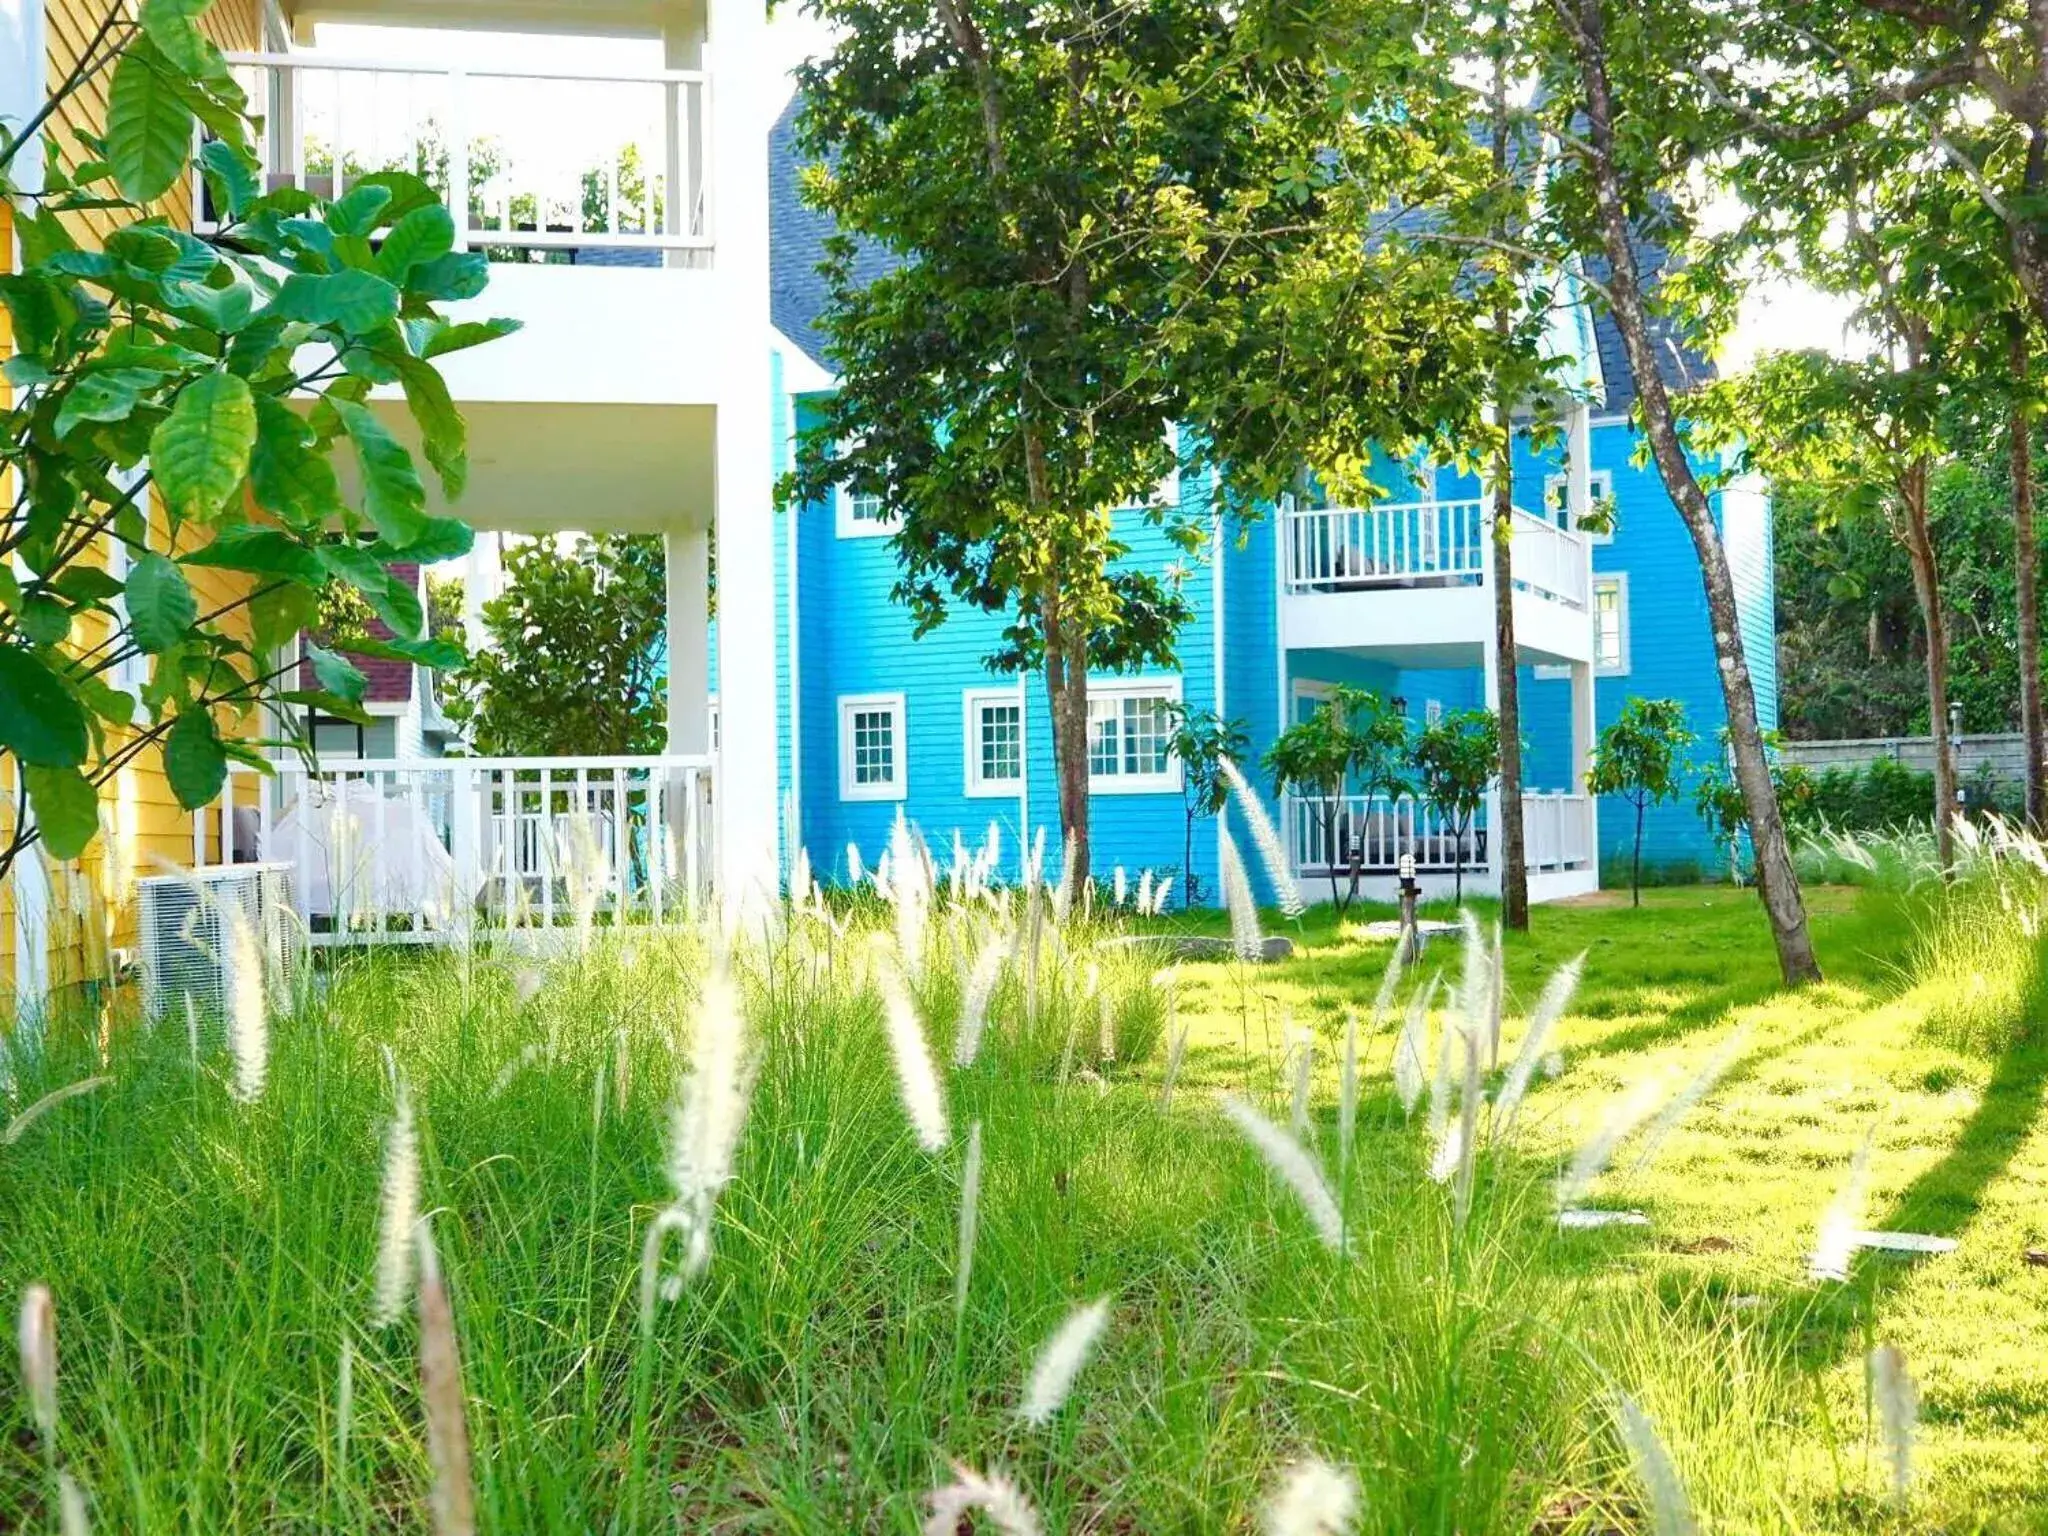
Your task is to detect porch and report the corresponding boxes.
[197,755,714,946]
[1285,789,1598,903]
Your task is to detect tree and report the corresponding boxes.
[443,536,667,756]
[1586,696,1693,907]
[1263,686,1409,915]
[0,1,512,886]
[1528,0,1823,982]
[785,0,1499,888]
[1412,706,1502,902]
[1165,703,1247,907]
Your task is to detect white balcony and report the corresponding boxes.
[209,51,711,260]
[1279,500,1595,665]
[197,756,715,945]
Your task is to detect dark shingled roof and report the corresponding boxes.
[769,93,1714,413]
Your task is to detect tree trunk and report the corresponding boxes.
[1042,594,1093,894]
[1900,463,1959,865]
[1632,796,1644,907]
[2014,327,2045,830]
[1489,1,1528,932]
[1560,0,1820,983]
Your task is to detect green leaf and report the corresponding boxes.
[409,251,489,302]
[377,203,455,283]
[139,0,219,78]
[334,397,428,547]
[20,595,70,646]
[54,368,161,439]
[394,355,466,499]
[250,582,321,658]
[336,632,463,670]
[198,137,259,217]
[126,551,197,653]
[327,182,394,237]
[150,371,257,518]
[0,646,89,766]
[106,39,196,203]
[321,543,424,638]
[51,567,125,604]
[416,316,521,360]
[23,765,100,860]
[267,270,402,332]
[165,707,228,809]
[369,515,472,564]
[305,641,368,705]
[166,273,254,331]
[249,394,344,525]
[344,171,442,223]
[180,525,328,582]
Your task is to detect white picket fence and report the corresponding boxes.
[1288,790,1593,877]
[195,755,714,946]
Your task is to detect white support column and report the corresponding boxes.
[664,525,712,757]
[1571,658,1598,867]
[706,0,781,918]
[1566,400,1593,527]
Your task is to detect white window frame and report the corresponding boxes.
[1544,467,1615,544]
[835,440,896,539]
[963,686,1026,797]
[1085,675,1184,795]
[1593,573,1631,676]
[839,692,907,801]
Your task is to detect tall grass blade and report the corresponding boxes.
[955,1122,983,1321]
[2,1076,110,1145]
[1615,1394,1698,1536]
[414,1219,475,1536]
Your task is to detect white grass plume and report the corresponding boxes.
[1494,951,1585,1135]
[1019,1298,1111,1426]
[1261,1457,1359,1536]
[889,811,930,981]
[1221,758,1305,917]
[846,842,864,885]
[1615,1394,1698,1536]
[1150,876,1173,915]
[1555,1072,1669,1209]
[1135,869,1153,916]
[1425,993,1457,1150]
[336,1334,354,1464]
[1051,830,1077,921]
[1219,827,1264,962]
[1810,1125,1876,1282]
[2,1076,110,1145]
[1338,1011,1361,1188]
[371,1077,420,1328]
[1393,975,1437,1117]
[415,1218,476,1536]
[1870,1342,1918,1507]
[1217,1092,1344,1250]
[651,967,759,1296]
[954,933,1007,1068]
[1160,1013,1191,1112]
[1113,866,1128,907]
[1289,1026,1314,1137]
[879,961,950,1152]
[922,1464,1043,1536]
[223,899,268,1105]
[18,1281,55,1440]
[955,1122,983,1321]
[58,1472,87,1536]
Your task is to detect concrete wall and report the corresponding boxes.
[1780,734,2031,785]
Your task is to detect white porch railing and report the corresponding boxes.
[195,756,714,945]
[1282,500,1589,611]
[1287,790,1593,877]
[1283,500,1486,593]
[204,52,712,257]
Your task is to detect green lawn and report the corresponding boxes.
[1,873,2043,1532]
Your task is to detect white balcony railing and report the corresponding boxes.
[1283,500,1589,610]
[195,755,714,945]
[204,52,711,259]
[1287,790,1593,877]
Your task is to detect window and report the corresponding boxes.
[964,689,1025,796]
[1544,468,1615,543]
[1424,697,1443,726]
[1086,679,1182,792]
[1593,574,1630,675]
[835,440,895,538]
[839,693,907,800]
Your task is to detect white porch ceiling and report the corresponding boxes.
[277,0,701,41]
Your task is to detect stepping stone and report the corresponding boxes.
[1851,1230,1958,1257]
[1665,1234,1739,1255]
[1558,1208,1650,1230]
[1095,934,1296,963]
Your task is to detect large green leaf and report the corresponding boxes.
[416,316,522,360]
[334,398,428,547]
[268,270,401,333]
[250,583,321,658]
[180,526,328,582]
[197,138,259,218]
[304,641,368,705]
[337,632,464,670]
[321,543,424,638]
[377,204,455,284]
[150,371,257,519]
[369,515,472,564]
[165,707,228,810]
[327,183,395,237]
[106,40,195,204]
[409,251,490,302]
[53,368,161,440]
[394,355,466,499]
[249,394,344,525]
[126,551,197,653]
[23,765,100,860]
[0,646,89,767]
[345,171,442,223]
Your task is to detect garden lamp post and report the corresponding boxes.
[1397,853,1421,963]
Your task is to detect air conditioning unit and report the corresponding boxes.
[137,863,298,1029]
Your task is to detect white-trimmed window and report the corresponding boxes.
[839,692,907,800]
[964,688,1025,796]
[1086,678,1182,793]
[1593,574,1630,675]
[836,440,895,538]
[1544,468,1615,543]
